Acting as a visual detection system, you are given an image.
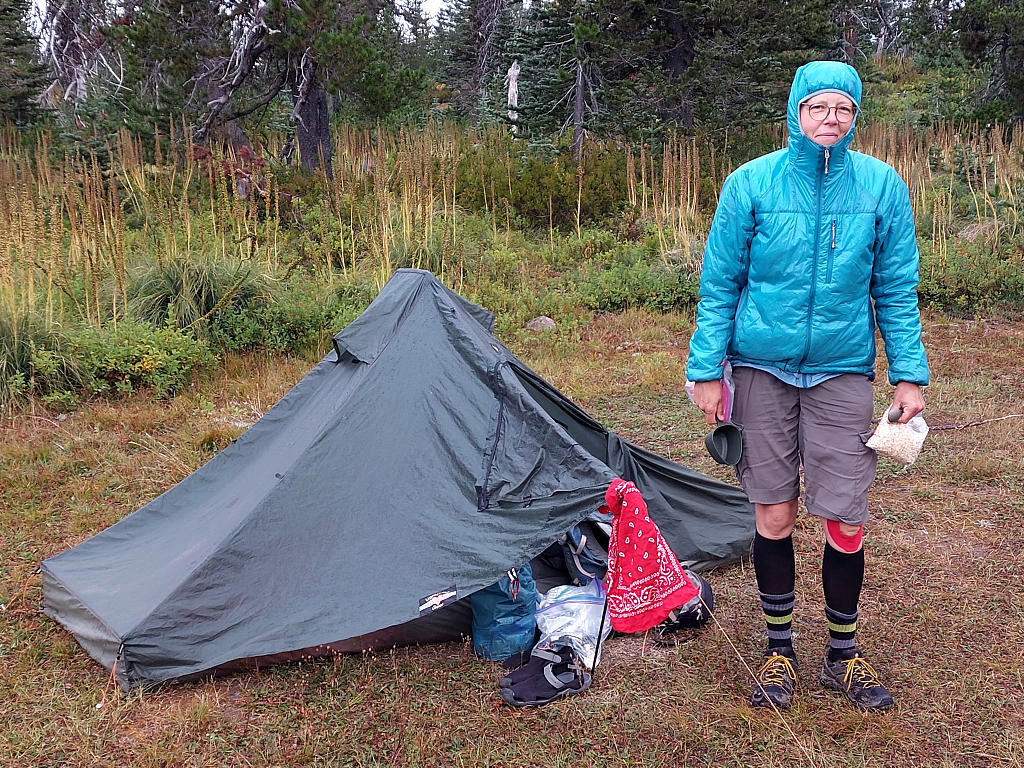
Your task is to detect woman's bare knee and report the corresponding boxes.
[755,500,798,539]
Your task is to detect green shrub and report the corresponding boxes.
[0,311,84,409]
[468,280,527,334]
[128,257,273,333]
[208,300,335,358]
[918,238,1024,314]
[2,316,207,405]
[966,99,1016,125]
[545,229,628,271]
[453,145,629,230]
[477,244,523,288]
[207,279,377,358]
[579,147,632,224]
[291,198,357,273]
[71,322,214,397]
[332,281,379,322]
[575,260,699,313]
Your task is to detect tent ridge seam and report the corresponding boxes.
[334,271,428,363]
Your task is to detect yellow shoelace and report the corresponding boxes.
[841,655,883,690]
[757,653,796,687]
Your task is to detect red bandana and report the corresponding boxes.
[602,478,698,634]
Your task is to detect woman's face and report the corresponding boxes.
[799,94,856,147]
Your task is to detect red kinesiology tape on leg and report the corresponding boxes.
[826,519,863,553]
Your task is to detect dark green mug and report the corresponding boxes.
[705,420,743,466]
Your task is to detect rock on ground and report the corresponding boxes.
[525,315,556,331]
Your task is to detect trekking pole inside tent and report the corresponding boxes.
[591,580,608,671]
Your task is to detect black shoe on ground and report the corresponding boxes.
[819,647,895,712]
[750,646,798,709]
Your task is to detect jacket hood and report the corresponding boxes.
[787,61,862,166]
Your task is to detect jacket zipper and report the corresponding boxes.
[801,151,825,366]
[827,218,837,282]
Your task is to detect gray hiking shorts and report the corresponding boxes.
[730,366,877,526]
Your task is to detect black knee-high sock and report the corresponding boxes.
[822,543,865,660]
[753,532,796,650]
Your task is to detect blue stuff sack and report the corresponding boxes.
[470,563,538,661]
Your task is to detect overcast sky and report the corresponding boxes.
[422,0,446,20]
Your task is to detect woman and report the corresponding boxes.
[687,61,929,712]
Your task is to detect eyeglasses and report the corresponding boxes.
[802,103,856,123]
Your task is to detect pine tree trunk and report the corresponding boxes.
[662,10,696,128]
[291,71,334,178]
[572,58,586,162]
[841,6,858,63]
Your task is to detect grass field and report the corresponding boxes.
[2,308,1023,767]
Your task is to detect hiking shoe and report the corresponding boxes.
[750,647,798,709]
[499,651,592,707]
[498,646,573,689]
[819,648,895,712]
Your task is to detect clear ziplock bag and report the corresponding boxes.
[532,579,612,670]
[866,411,929,465]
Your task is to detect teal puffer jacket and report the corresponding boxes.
[686,62,930,386]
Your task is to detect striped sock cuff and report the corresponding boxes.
[759,590,795,613]
[825,605,858,650]
[761,590,794,646]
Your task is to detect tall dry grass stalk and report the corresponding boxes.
[650,133,708,265]
[313,120,1019,285]
[648,121,1022,267]
[320,122,487,288]
[1,120,1020,330]
[858,121,1023,261]
[1,126,282,327]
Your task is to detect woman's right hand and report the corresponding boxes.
[692,379,724,425]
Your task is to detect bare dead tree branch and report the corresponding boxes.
[475,0,508,85]
[288,48,314,130]
[195,6,274,144]
[41,0,110,106]
[223,66,289,121]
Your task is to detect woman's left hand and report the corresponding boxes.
[891,381,925,423]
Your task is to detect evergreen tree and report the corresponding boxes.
[112,0,231,136]
[478,0,523,125]
[398,0,434,72]
[508,0,602,153]
[0,0,49,126]
[599,0,835,131]
[432,0,473,109]
[904,0,961,67]
[191,0,424,174]
[957,0,1024,119]
[434,0,511,118]
[486,0,836,141]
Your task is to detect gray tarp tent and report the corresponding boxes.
[43,269,753,690]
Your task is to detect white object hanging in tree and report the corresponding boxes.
[505,60,520,126]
